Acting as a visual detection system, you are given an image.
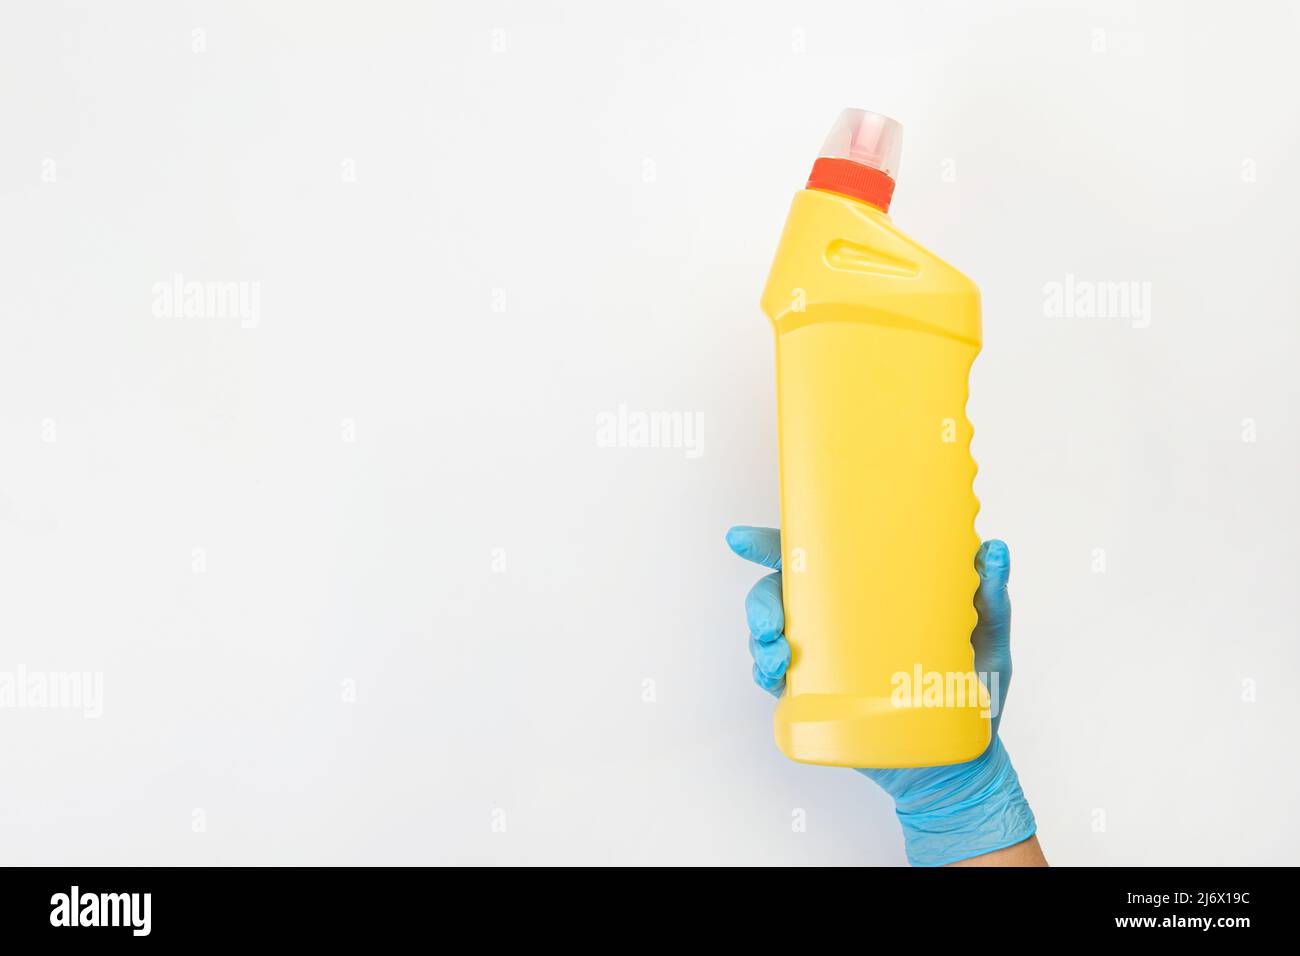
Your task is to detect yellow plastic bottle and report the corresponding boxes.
[759,109,989,768]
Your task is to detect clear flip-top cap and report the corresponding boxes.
[818,108,903,179]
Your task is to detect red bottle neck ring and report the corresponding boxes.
[806,157,895,213]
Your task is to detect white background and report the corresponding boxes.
[2,0,1297,865]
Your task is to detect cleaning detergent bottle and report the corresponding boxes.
[760,109,989,768]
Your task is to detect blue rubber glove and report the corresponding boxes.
[726,525,1037,866]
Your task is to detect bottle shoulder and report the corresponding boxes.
[761,189,981,344]
[871,206,979,296]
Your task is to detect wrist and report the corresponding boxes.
[892,737,1037,867]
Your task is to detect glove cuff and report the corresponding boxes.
[893,737,1037,867]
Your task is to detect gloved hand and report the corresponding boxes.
[725,525,1037,866]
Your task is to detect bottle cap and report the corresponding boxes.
[805,108,903,212]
